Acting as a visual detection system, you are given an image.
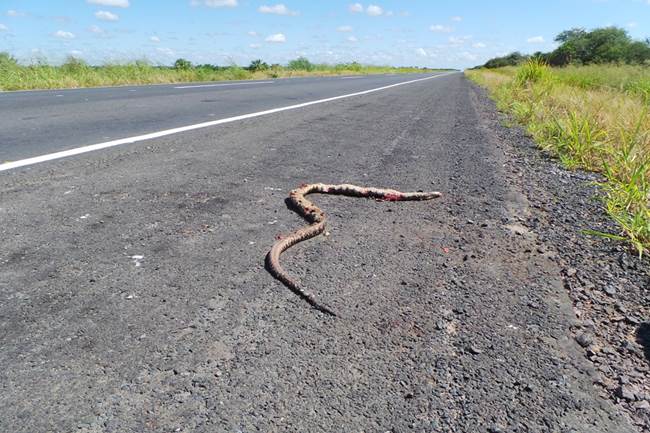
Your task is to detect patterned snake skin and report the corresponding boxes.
[266,183,441,316]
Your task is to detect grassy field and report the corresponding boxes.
[0,56,442,91]
[466,62,650,255]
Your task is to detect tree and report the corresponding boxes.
[174,58,192,70]
[248,59,269,72]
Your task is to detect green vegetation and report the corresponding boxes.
[0,54,444,91]
[476,26,650,69]
[467,61,650,255]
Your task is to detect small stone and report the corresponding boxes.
[603,286,616,296]
[616,385,637,401]
[575,332,593,348]
[467,346,483,355]
[566,268,577,277]
[634,400,650,410]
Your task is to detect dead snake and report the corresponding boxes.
[266,183,441,316]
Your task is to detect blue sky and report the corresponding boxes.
[1,0,649,69]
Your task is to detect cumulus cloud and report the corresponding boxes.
[416,47,427,57]
[86,0,130,8]
[526,36,544,43]
[366,5,383,16]
[0,24,7,31]
[88,24,104,34]
[265,33,286,43]
[347,35,358,42]
[6,10,26,17]
[349,3,363,13]
[53,30,75,39]
[337,25,353,32]
[248,31,258,36]
[258,4,298,16]
[430,24,453,33]
[95,10,119,21]
[472,42,486,48]
[150,35,160,43]
[249,43,261,48]
[451,16,462,22]
[191,0,238,8]
[69,49,83,57]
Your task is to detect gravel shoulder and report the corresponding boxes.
[470,82,650,430]
[0,73,642,432]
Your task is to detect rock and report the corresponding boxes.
[575,332,594,348]
[467,346,482,355]
[603,285,616,296]
[634,400,650,411]
[616,385,637,402]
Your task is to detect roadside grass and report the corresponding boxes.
[0,58,442,91]
[466,61,650,255]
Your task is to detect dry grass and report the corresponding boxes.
[0,59,441,91]
[467,62,650,255]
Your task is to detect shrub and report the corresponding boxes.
[287,56,313,71]
[174,58,192,70]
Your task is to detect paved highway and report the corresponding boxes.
[1,73,438,163]
[0,73,633,432]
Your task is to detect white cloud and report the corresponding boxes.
[451,16,462,22]
[6,10,25,17]
[191,0,238,8]
[53,30,75,39]
[95,10,119,21]
[249,43,261,48]
[366,5,383,16]
[69,50,83,57]
[86,0,130,8]
[0,24,7,31]
[448,35,472,45]
[247,31,258,36]
[627,21,638,28]
[88,24,104,34]
[472,42,486,48]
[258,4,298,16]
[265,33,286,43]
[150,35,160,43]
[347,35,358,42]
[416,47,427,57]
[527,36,544,44]
[430,24,453,33]
[337,25,353,32]
[385,10,394,16]
[156,47,174,56]
[349,3,363,13]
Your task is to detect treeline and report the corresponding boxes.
[478,27,650,68]
[173,56,433,73]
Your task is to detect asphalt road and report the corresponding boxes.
[1,73,436,162]
[0,73,636,432]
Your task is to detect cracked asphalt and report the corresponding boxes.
[0,73,638,432]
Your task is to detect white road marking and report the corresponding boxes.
[340,76,365,79]
[174,81,275,89]
[0,72,455,172]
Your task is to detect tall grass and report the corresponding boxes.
[467,61,650,255]
[0,57,441,91]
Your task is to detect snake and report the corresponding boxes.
[266,183,442,316]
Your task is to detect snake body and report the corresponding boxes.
[266,183,441,316]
